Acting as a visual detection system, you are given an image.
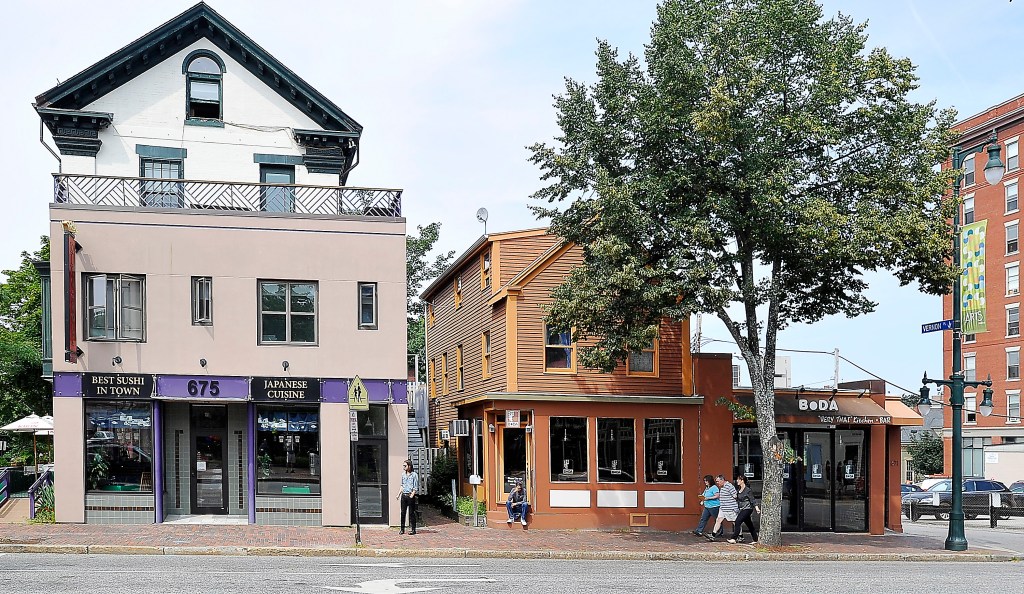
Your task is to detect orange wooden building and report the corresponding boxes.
[421,228,919,533]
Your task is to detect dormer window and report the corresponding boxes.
[184,51,224,122]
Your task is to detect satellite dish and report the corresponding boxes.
[476,207,489,235]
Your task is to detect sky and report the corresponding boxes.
[1,0,1021,396]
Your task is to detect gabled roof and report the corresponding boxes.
[419,227,550,301]
[34,2,361,135]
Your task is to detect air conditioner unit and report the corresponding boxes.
[1011,289,1020,296]
[450,419,470,437]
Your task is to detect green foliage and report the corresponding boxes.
[407,223,455,376]
[906,431,944,476]
[0,236,52,429]
[32,483,55,523]
[455,495,482,516]
[716,397,757,422]
[86,452,109,491]
[426,451,459,503]
[257,453,273,478]
[530,0,956,544]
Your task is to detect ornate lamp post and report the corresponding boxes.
[918,133,1004,551]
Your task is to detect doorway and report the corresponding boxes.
[191,405,227,515]
[496,411,531,502]
[353,405,388,524]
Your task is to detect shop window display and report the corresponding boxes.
[550,416,588,482]
[85,401,153,492]
[644,418,681,483]
[257,407,320,495]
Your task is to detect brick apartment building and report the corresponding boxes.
[942,93,1024,479]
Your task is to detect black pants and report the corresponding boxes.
[730,508,757,541]
[400,494,417,532]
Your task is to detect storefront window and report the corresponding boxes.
[85,401,153,492]
[358,406,387,437]
[644,418,681,483]
[597,418,635,482]
[256,407,320,495]
[550,416,588,482]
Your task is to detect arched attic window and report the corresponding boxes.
[182,51,225,121]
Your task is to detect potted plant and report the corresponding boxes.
[456,495,487,527]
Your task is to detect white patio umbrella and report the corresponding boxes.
[1,413,55,478]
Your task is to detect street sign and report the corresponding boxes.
[506,410,520,428]
[348,375,369,411]
[921,320,954,333]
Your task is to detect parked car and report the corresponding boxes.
[902,479,1019,521]
[901,484,923,494]
[1010,481,1024,493]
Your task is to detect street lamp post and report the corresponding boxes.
[918,133,1004,552]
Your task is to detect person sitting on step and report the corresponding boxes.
[506,479,528,526]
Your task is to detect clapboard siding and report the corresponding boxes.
[497,234,559,287]
[514,245,687,395]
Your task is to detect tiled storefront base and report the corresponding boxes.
[86,493,155,524]
[255,495,322,526]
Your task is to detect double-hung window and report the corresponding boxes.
[191,276,213,325]
[259,281,317,344]
[1008,347,1020,380]
[1007,182,1019,214]
[442,353,449,395]
[480,251,491,290]
[358,282,378,330]
[140,158,183,208]
[965,394,977,424]
[185,53,223,121]
[85,274,145,341]
[1008,139,1019,172]
[260,165,295,213]
[962,154,975,187]
[964,353,976,382]
[481,331,491,379]
[1008,305,1020,337]
[454,276,463,309]
[963,194,975,224]
[1008,222,1020,255]
[544,325,575,372]
[1009,392,1021,423]
[456,344,464,391]
[627,339,659,376]
[1008,263,1020,296]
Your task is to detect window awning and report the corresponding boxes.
[735,394,897,425]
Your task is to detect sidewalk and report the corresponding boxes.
[0,507,1018,561]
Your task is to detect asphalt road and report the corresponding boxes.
[901,515,1024,554]
[0,555,1020,594]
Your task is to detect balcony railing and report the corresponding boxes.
[53,173,402,218]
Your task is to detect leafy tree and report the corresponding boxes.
[0,237,52,464]
[906,431,944,477]
[529,0,955,545]
[407,223,455,377]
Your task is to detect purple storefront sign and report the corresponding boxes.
[155,375,249,400]
[322,379,408,404]
[53,372,83,397]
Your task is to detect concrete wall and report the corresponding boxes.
[50,206,406,381]
[53,397,85,523]
[320,402,351,526]
[65,38,335,187]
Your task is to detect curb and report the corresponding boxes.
[0,543,1018,562]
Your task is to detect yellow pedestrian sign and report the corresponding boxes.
[348,375,369,411]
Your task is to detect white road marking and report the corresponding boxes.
[325,578,496,593]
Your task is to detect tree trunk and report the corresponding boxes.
[753,379,783,546]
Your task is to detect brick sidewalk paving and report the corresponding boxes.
[0,506,1015,560]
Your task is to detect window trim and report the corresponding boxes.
[1007,303,1020,338]
[480,251,492,290]
[963,193,976,224]
[1007,219,1020,255]
[543,324,577,374]
[965,393,977,425]
[597,417,637,484]
[1008,390,1021,424]
[643,418,683,484]
[259,164,296,213]
[454,276,463,309]
[549,416,589,483]
[139,156,184,208]
[481,331,491,379]
[257,280,318,345]
[191,276,213,326]
[1007,261,1020,296]
[428,359,437,399]
[963,353,976,383]
[83,273,147,342]
[1007,180,1020,215]
[456,344,464,391]
[428,303,435,327]
[442,352,449,396]
[183,50,225,125]
[357,282,378,330]
[1007,346,1020,381]
[626,339,660,377]
[1007,137,1020,173]
[962,153,976,187]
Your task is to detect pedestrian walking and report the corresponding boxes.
[397,459,418,535]
[727,475,760,544]
[692,475,720,536]
[705,474,738,542]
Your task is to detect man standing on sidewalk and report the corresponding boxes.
[705,475,738,542]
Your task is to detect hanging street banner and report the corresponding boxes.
[961,220,988,335]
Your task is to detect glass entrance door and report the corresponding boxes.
[834,429,867,532]
[354,443,387,523]
[191,405,227,514]
[801,431,833,530]
[498,427,527,500]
